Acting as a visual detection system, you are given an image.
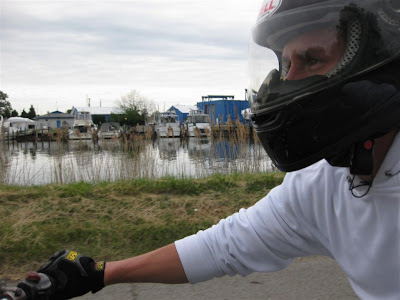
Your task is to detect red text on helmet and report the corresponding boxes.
[259,0,282,18]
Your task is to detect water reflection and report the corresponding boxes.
[186,138,211,159]
[157,138,181,161]
[0,137,272,186]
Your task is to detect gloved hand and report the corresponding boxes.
[22,250,106,300]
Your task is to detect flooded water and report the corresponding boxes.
[0,137,274,186]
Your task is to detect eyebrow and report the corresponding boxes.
[305,47,329,57]
[283,46,329,61]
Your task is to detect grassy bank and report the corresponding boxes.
[0,172,284,279]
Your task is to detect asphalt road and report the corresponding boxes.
[76,256,358,300]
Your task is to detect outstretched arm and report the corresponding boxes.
[104,243,188,285]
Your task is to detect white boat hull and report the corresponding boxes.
[186,123,211,137]
[69,124,95,140]
[157,124,181,138]
[69,131,93,140]
[98,131,121,139]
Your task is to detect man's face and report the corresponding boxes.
[282,28,346,80]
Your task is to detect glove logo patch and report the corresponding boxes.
[95,261,105,271]
[66,250,79,262]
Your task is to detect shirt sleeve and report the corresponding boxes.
[175,171,329,283]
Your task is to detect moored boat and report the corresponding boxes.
[97,122,121,139]
[155,110,181,138]
[184,109,211,137]
[69,111,96,140]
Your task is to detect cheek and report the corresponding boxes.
[321,60,340,75]
[315,45,346,75]
[330,41,346,67]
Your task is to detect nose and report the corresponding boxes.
[285,61,307,81]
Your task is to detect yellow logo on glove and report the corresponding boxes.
[95,261,105,271]
[66,250,79,262]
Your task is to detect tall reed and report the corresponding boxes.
[0,141,9,184]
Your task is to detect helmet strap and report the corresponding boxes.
[349,139,374,175]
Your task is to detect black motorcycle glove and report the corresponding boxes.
[35,250,106,300]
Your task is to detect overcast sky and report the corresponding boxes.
[1,0,261,115]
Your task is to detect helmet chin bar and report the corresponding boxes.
[250,69,327,113]
[326,139,375,176]
[251,71,400,173]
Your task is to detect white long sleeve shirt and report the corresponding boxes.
[175,132,400,299]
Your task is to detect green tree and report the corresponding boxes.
[27,105,37,119]
[21,109,28,118]
[11,110,18,117]
[3,107,11,118]
[92,115,106,126]
[113,90,156,126]
[0,91,12,117]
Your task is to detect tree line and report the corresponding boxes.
[0,91,37,119]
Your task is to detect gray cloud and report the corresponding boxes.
[1,0,260,113]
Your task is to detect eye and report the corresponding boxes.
[306,55,319,66]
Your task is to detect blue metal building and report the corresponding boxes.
[196,95,250,125]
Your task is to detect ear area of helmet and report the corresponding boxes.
[334,4,388,76]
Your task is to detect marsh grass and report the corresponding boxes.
[0,172,284,279]
[0,147,9,185]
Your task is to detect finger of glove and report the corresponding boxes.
[79,256,95,274]
[37,250,67,273]
[79,257,105,293]
[36,251,70,291]
[16,282,33,299]
[56,260,92,298]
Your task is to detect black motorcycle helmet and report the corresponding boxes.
[248,0,400,173]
